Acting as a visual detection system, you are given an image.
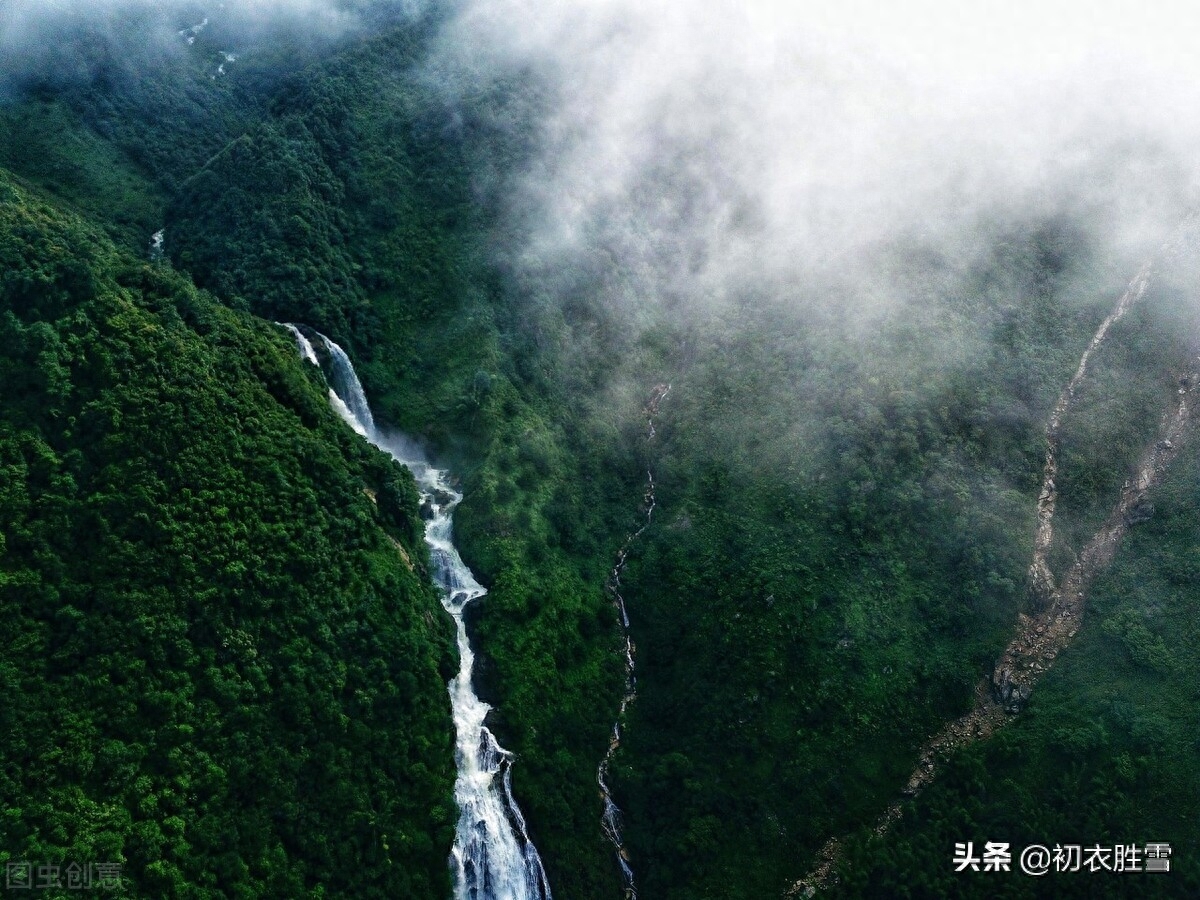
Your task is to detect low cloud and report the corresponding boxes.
[0,0,418,96]
[434,0,1200,339]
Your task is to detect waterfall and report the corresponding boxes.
[280,323,552,900]
[318,334,377,438]
[278,323,319,366]
[597,384,668,899]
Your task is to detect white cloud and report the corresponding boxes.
[436,0,1200,323]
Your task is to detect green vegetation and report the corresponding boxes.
[813,259,1200,899]
[0,99,161,249]
[2,6,1198,899]
[0,171,456,897]
[163,24,637,894]
[591,227,1200,897]
[3,12,633,892]
[830,437,1200,898]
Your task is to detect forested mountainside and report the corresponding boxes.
[0,170,456,896]
[2,2,1199,898]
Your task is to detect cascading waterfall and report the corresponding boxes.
[281,323,552,900]
[318,334,376,438]
[278,323,319,366]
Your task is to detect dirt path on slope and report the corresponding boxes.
[790,221,1200,897]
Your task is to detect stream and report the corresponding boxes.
[597,383,671,899]
[282,324,552,900]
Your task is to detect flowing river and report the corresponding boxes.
[282,324,552,900]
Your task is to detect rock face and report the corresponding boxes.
[991,666,1031,714]
[419,490,456,521]
[1026,563,1057,611]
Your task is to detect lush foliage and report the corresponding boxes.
[4,6,1200,899]
[161,24,638,894]
[831,435,1200,898]
[0,172,457,897]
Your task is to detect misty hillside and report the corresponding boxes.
[1,1,1199,898]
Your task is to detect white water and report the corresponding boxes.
[318,334,377,438]
[178,17,208,45]
[281,324,552,900]
[597,384,668,900]
[278,323,319,365]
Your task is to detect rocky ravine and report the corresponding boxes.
[790,218,1200,897]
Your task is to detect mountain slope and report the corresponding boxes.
[0,169,457,898]
[3,5,1200,899]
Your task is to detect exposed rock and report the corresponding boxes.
[991,666,1031,713]
[1026,563,1056,609]
[1123,499,1155,526]
[791,235,1200,899]
[1005,684,1031,713]
[991,667,1013,704]
[387,535,414,572]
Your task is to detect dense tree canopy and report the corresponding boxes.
[1,5,1198,898]
[0,171,457,897]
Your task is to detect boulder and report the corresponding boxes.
[991,666,1031,713]
[1124,500,1155,526]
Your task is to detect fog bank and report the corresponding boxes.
[434,0,1200,333]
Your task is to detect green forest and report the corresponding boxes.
[1,2,1198,898]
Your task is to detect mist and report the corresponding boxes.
[432,0,1200,358]
[0,0,420,96]
[6,0,1196,382]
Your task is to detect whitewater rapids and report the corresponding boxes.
[283,323,552,900]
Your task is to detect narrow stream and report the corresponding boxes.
[598,383,671,899]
